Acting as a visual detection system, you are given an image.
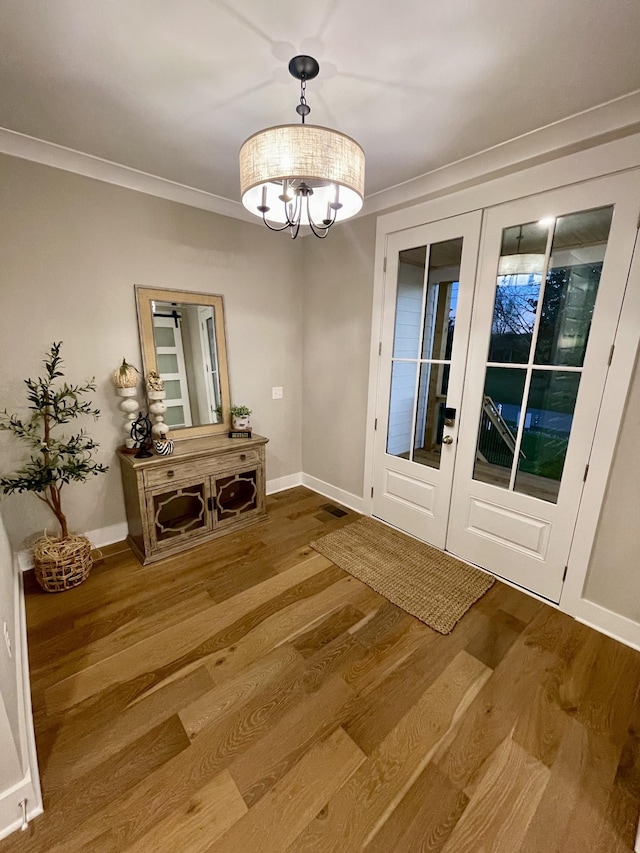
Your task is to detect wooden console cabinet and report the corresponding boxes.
[118,433,268,564]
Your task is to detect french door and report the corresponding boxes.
[372,212,482,548]
[372,172,640,602]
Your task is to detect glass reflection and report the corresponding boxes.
[422,239,462,359]
[388,237,463,468]
[473,367,526,489]
[152,302,222,429]
[412,362,448,469]
[514,371,581,503]
[534,206,613,367]
[392,247,427,359]
[488,221,549,363]
[474,205,613,503]
[386,361,418,459]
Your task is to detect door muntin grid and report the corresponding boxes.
[387,238,463,470]
[472,205,614,503]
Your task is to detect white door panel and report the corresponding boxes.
[447,171,640,601]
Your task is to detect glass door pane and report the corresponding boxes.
[472,205,613,503]
[387,238,463,469]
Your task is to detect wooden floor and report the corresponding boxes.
[2,486,639,852]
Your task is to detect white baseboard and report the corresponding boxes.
[571,599,640,654]
[301,474,364,514]
[266,473,303,495]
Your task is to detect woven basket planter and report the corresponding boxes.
[33,533,93,593]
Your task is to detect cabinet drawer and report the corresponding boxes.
[143,448,259,488]
[214,448,260,473]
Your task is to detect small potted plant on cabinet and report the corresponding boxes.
[0,342,108,592]
[230,405,252,432]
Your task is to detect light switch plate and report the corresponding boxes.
[272,386,283,399]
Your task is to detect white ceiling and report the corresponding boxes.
[1,0,640,211]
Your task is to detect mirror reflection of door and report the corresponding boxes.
[152,309,193,428]
[199,307,222,422]
[152,303,224,428]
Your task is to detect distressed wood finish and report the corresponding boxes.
[118,432,268,564]
[2,486,639,852]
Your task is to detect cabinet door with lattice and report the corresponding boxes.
[213,466,264,528]
[147,478,213,550]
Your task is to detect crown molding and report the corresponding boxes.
[2,89,640,225]
[361,89,640,216]
[0,127,259,224]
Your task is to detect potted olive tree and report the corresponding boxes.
[0,342,108,592]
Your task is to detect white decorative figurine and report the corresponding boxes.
[146,370,170,443]
[112,358,140,449]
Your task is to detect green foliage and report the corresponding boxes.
[230,405,251,417]
[0,342,108,538]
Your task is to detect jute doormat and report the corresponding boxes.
[310,516,494,634]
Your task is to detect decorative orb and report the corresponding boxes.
[149,400,167,416]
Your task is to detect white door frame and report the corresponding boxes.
[364,135,640,634]
[560,226,640,650]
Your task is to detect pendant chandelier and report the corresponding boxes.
[239,55,365,239]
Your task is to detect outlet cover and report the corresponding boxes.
[272,386,283,400]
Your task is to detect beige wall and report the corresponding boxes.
[301,214,376,499]
[0,155,303,550]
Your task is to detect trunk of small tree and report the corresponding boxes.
[49,484,69,539]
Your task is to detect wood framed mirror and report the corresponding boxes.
[135,286,232,439]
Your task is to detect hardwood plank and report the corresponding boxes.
[288,651,491,852]
[433,607,582,791]
[289,604,366,656]
[13,716,190,853]
[440,738,550,852]
[200,575,379,682]
[122,770,247,853]
[43,560,343,713]
[32,589,214,691]
[228,672,354,806]
[344,607,490,755]
[464,607,526,670]
[40,651,310,851]
[364,762,469,853]
[179,644,304,740]
[210,727,365,852]
[44,664,214,789]
[519,717,623,853]
[511,679,569,768]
